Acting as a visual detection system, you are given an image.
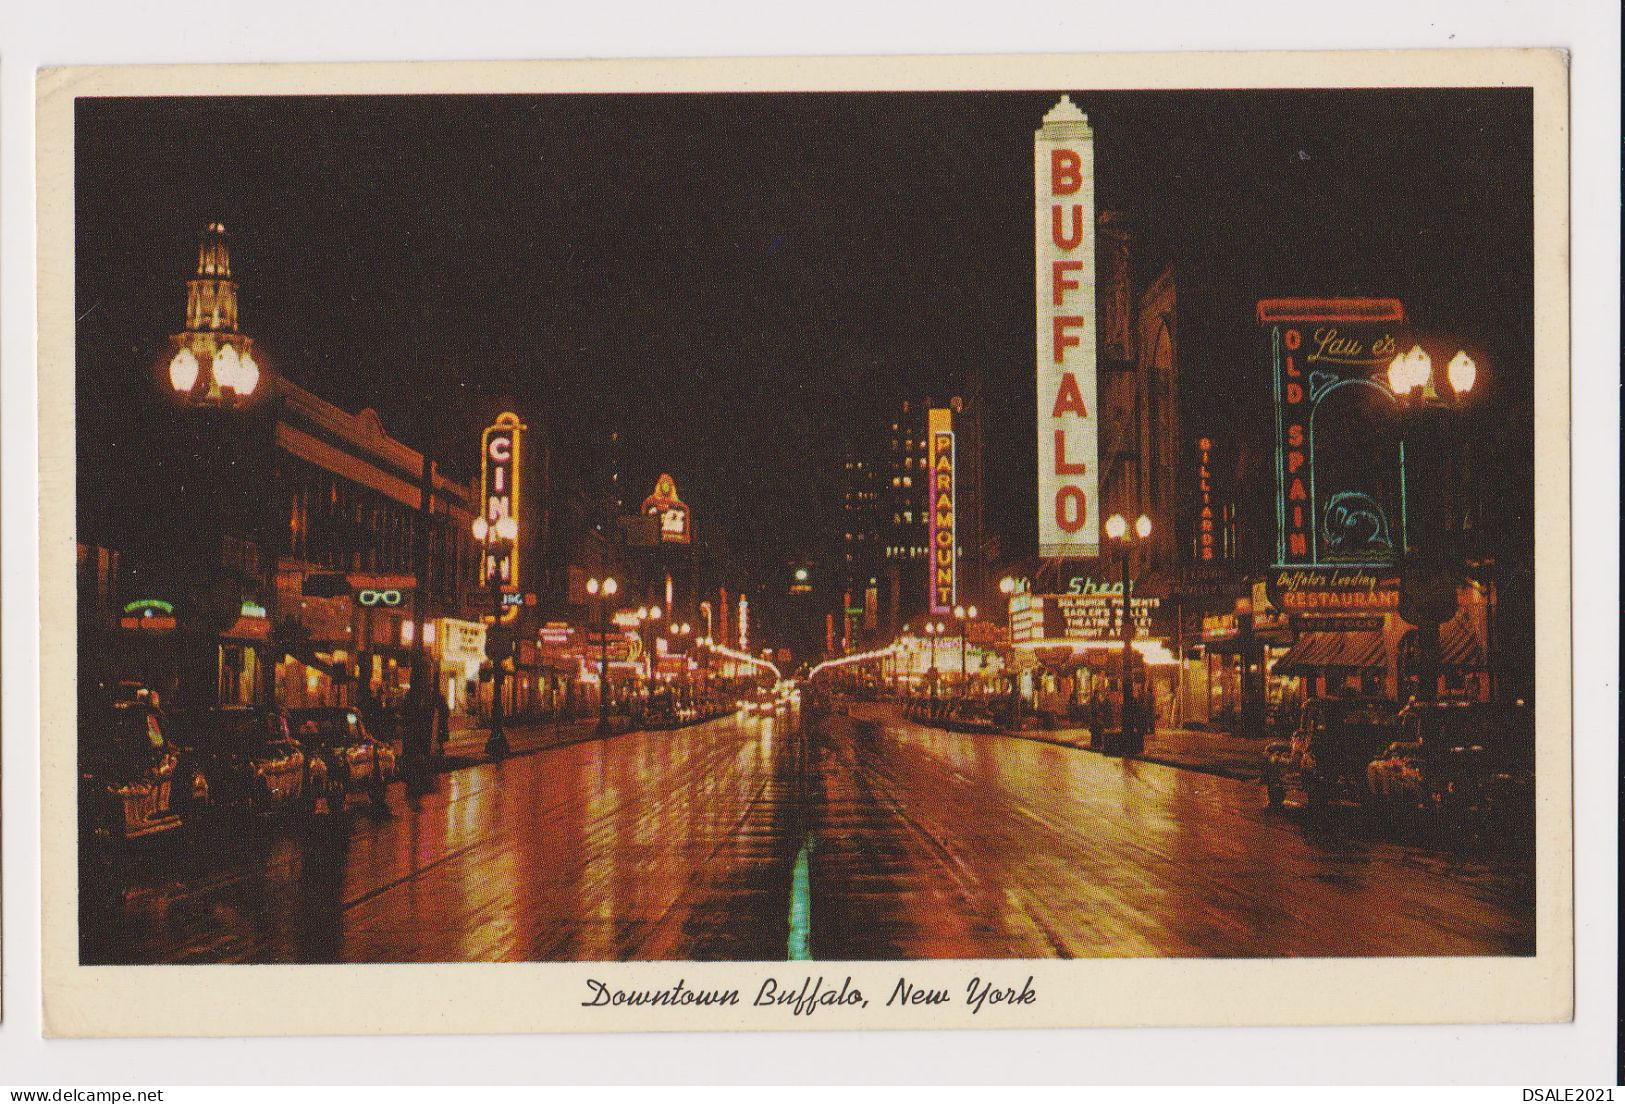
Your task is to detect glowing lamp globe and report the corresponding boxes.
[1105,514,1128,540]
[168,348,200,393]
[495,516,519,541]
[1135,515,1153,539]
[603,577,618,596]
[237,350,260,396]
[471,517,489,542]
[1447,351,1477,396]
[1000,576,1016,595]
[214,343,242,391]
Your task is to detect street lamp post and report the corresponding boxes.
[471,513,519,759]
[636,605,662,714]
[586,575,619,735]
[1387,343,1478,703]
[952,604,977,687]
[1104,513,1152,756]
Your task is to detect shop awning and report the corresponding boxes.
[1440,618,1486,670]
[1272,631,1387,676]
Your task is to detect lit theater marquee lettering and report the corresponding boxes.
[1035,94,1100,558]
[480,412,523,591]
[1261,299,1408,568]
[927,407,956,613]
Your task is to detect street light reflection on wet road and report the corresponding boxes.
[81,705,1532,965]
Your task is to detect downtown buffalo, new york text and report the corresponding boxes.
[580,975,1037,1017]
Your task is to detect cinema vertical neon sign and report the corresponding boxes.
[928,406,956,614]
[1035,95,1099,558]
[479,411,524,592]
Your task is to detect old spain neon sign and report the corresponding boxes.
[1261,298,1408,568]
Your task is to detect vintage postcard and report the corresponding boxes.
[38,50,1571,1037]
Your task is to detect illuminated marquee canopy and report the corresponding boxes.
[1035,95,1100,558]
[642,472,692,544]
[927,407,956,613]
[480,412,524,591]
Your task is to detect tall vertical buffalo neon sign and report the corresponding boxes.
[1035,95,1099,559]
[928,406,956,614]
[480,411,524,594]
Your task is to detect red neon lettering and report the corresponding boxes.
[1286,382,1304,404]
[1052,316,1085,363]
[1050,148,1083,195]
[1289,533,1308,556]
[1051,260,1083,306]
[1288,479,1307,501]
[1288,450,1305,474]
[1051,205,1084,250]
[1055,486,1088,533]
[1287,424,1304,447]
[1284,329,1301,350]
[1051,372,1088,417]
[1054,430,1088,475]
[1287,355,1300,377]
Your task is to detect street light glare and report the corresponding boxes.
[999,576,1015,595]
[967,605,977,619]
[603,577,618,596]
[495,516,519,541]
[1135,515,1152,539]
[1105,513,1127,540]
[471,517,489,542]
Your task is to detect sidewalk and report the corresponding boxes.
[881,704,1268,782]
[1035,724,1269,782]
[435,715,627,768]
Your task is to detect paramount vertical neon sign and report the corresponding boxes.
[1035,95,1099,559]
[928,407,956,613]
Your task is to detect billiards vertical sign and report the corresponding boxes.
[1035,95,1099,558]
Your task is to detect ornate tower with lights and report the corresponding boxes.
[166,221,262,405]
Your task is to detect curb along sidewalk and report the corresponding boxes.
[871,705,1267,782]
[431,711,735,771]
[433,716,627,770]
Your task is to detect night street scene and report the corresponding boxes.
[74,89,1537,966]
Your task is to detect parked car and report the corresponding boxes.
[1366,700,1534,828]
[175,706,329,816]
[79,700,206,844]
[287,706,397,811]
[1262,695,1400,808]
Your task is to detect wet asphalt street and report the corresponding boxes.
[80,703,1534,964]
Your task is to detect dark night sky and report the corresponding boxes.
[76,89,1533,594]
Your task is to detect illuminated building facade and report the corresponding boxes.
[78,222,485,719]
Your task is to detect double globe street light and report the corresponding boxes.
[585,575,619,734]
[1385,342,1479,703]
[952,604,978,684]
[1104,512,1152,756]
[471,513,519,759]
